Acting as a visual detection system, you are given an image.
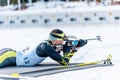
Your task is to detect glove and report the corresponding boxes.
[64,51,75,58]
[77,39,87,47]
[58,57,70,66]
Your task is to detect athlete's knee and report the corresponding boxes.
[0,48,16,67]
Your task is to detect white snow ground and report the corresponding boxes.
[0,24,120,80]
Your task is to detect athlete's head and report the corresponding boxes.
[49,29,67,44]
[49,29,66,40]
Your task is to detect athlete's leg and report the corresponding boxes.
[0,48,16,68]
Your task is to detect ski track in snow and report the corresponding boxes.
[0,25,120,80]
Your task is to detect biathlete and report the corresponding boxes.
[0,29,87,68]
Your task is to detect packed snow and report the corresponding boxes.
[0,24,120,80]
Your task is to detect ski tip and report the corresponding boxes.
[108,54,112,60]
[103,54,113,64]
[109,62,113,64]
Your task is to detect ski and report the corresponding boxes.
[68,54,112,67]
[56,54,112,70]
[19,54,113,77]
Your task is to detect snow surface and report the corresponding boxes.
[0,24,120,80]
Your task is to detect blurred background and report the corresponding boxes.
[0,0,120,28]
